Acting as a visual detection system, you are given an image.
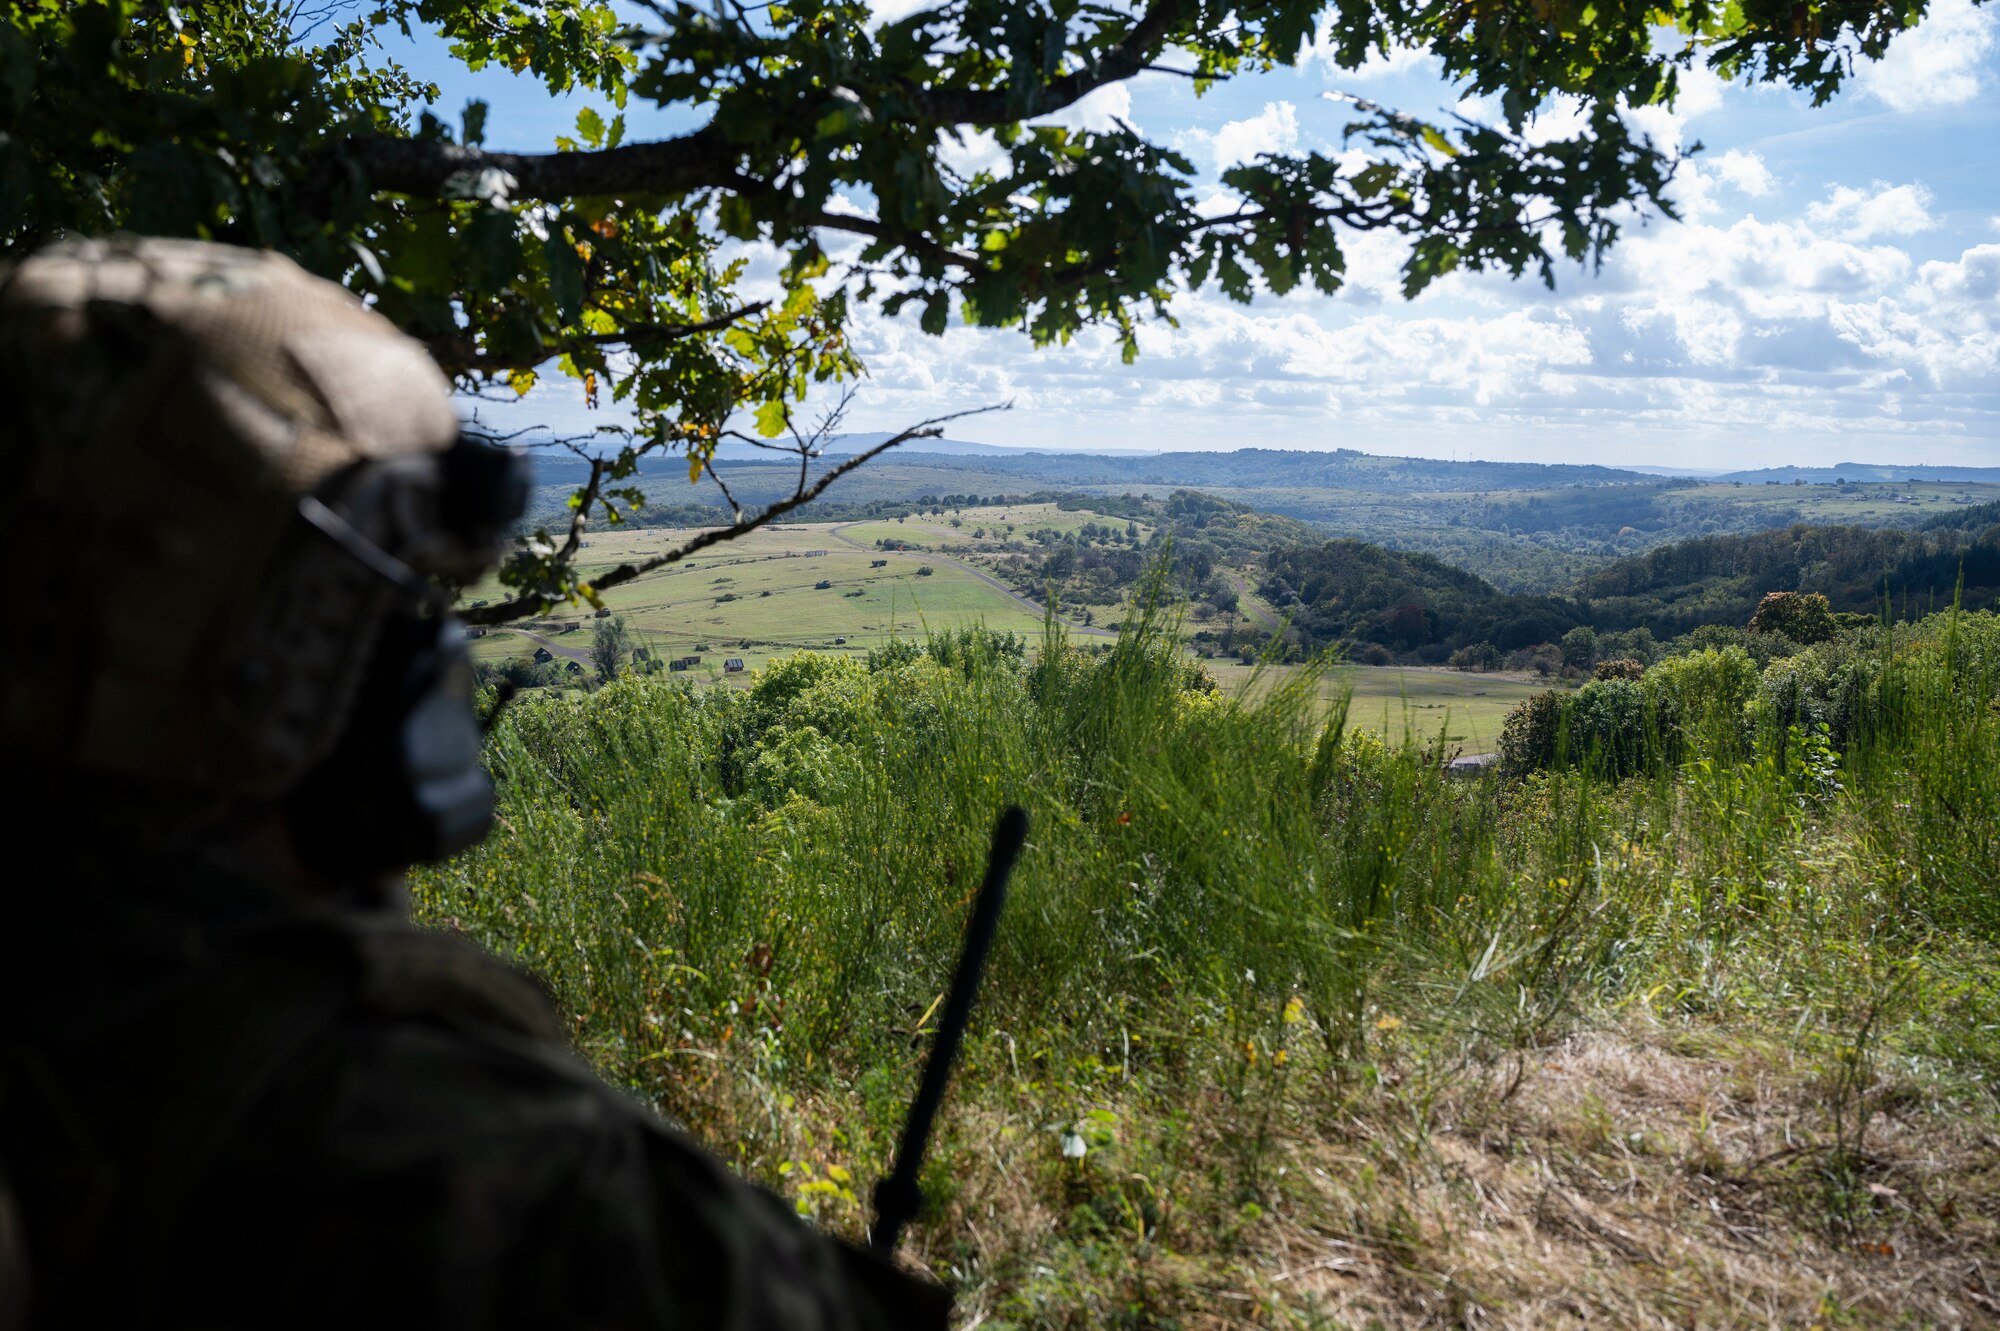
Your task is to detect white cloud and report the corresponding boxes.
[1186,100,1300,170]
[865,0,936,24]
[1713,149,1774,197]
[937,129,1008,180]
[1037,82,1134,135]
[1856,0,1999,110]
[1920,245,2000,304]
[1806,182,1936,240]
[1302,18,1435,80]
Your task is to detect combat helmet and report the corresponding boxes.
[0,238,526,870]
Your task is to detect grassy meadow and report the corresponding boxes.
[1204,662,1549,752]
[467,522,1060,672]
[420,604,2000,1328]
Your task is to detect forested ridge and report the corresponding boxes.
[1579,520,2000,636]
[1264,517,2000,660]
[1261,540,1583,656]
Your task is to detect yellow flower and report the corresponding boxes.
[1374,1014,1403,1032]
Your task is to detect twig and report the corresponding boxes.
[461,401,1008,624]
[586,402,1009,595]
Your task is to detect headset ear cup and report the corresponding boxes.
[287,614,493,877]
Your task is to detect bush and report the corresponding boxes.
[1356,643,1395,666]
[476,656,566,690]
[915,564,935,576]
[1560,625,1598,670]
[1748,590,1838,644]
[1759,632,1886,748]
[1592,657,1645,682]
[1511,642,1564,677]
[1596,626,1660,665]
[1643,645,1759,758]
[1449,641,1502,671]
[1496,691,1565,777]
[1563,677,1652,776]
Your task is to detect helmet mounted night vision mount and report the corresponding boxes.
[281,434,530,879]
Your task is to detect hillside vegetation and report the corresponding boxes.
[418,607,2000,1328]
[521,446,2000,595]
[1265,520,2000,665]
[1580,521,2000,637]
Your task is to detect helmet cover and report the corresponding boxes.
[0,237,464,798]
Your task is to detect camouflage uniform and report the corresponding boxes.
[0,240,949,1330]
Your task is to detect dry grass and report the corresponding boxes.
[785,1020,2000,1330]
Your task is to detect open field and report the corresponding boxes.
[470,516,1556,744]
[837,500,1150,553]
[1204,661,1552,750]
[466,522,1062,677]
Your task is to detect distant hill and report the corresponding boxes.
[1715,462,2000,484]
[1576,521,2000,636]
[842,447,1659,493]
[1264,516,2000,661]
[816,432,1162,458]
[520,442,1660,493]
[1261,541,1584,658]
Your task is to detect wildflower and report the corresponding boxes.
[1374,1014,1403,1032]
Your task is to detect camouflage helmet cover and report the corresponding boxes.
[0,237,464,799]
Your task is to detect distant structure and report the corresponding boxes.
[594,607,612,618]
[1447,753,1498,779]
[532,647,554,664]
[834,637,846,645]
[815,580,832,589]
[465,626,486,638]
[669,659,689,672]
[724,658,746,673]
[870,559,888,568]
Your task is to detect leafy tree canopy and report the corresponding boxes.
[3,0,1960,617]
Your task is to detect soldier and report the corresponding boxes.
[0,238,949,1330]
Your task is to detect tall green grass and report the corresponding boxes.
[414,602,2000,1283]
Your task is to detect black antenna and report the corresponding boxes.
[871,805,1028,1253]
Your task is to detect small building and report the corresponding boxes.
[557,620,581,633]
[532,647,554,664]
[669,659,689,672]
[834,637,846,645]
[565,660,584,675]
[724,658,746,673]
[465,626,487,638]
[815,580,832,590]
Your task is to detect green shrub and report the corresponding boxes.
[1496,690,1565,777]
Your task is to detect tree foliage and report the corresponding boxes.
[4,0,1963,617]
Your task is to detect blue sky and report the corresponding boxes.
[394,3,2000,469]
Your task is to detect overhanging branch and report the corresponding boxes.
[461,401,1009,625]
[433,301,772,376]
